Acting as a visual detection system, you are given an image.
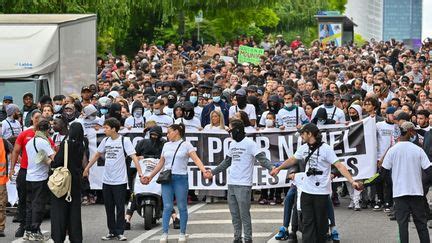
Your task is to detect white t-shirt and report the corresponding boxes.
[311,105,346,123]
[25,137,55,182]
[147,114,174,129]
[277,107,308,128]
[52,132,66,148]
[376,121,399,159]
[203,124,228,132]
[124,116,145,128]
[1,118,22,139]
[161,140,196,175]
[382,141,431,198]
[228,104,257,120]
[194,106,203,121]
[78,117,103,135]
[163,107,174,118]
[293,143,339,195]
[175,118,202,132]
[226,137,261,186]
[97,136,136,185]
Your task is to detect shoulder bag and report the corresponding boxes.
[156,141,184,184]
[48,140,72,202]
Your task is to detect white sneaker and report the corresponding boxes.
[160,233,168,243]
[178,233,187,242]
[348,201,354,209]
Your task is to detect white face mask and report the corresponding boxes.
[285,102,293,108]
[87,115,96,121]
[133,111,142,118]
[265,120,274,128]
[153,109,161,115]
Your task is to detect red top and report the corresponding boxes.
[15,128,54,169]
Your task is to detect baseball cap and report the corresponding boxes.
[235,88,247,96]
[396,112,410,121]
[400,121,415,133]
[81,86,91,93]
[3,95,13,102]
[246,85,258,93]
[107,91,120,99]
[324,90,335,97]
[83,104,98,118]
[386,106,397,115]
[298,123,320,135]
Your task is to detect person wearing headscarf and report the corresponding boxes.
[50,122,86,243]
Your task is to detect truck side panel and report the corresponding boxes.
[59,18,96,96]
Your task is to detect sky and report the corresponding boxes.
[423,0,432,39]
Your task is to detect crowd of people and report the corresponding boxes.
[0,35,432,242]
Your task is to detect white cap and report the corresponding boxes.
[83,104,98,118]
[107,91,120,99]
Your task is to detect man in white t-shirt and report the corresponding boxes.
[277,92,308,129]
[84,118,145,241]
[382,122,432,243]
[271,123,361,242]
[206,119,275,243]
[228,89,257,126]
[1,104,22,140]
[147,99,174,129]
[25,119,55,241]
[311,91,345,123]
[78,104,103,136]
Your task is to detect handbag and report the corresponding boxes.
[156,141,184,184]
[48,140,72,202]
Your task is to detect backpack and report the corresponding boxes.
[48,139,72,202]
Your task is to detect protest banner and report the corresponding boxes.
[238,45,264,65]
[86,118,377,190]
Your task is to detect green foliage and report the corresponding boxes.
[0,0,350,54]
[354,33,366,46]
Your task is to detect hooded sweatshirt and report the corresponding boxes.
[125,101,145,128]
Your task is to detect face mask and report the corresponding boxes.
[350,115,360,122]
[100,108,108,115]
[212,96,221,103]
[285,102,293,108]
[54,105,62,113]
[133,111,143,118]
[190,96,198,104]
[153,109,161,115]
[87,115,96,121]
[265,120,274,127]
[236,95,247,109]
[230,127,245,142]
[409,135,416,142]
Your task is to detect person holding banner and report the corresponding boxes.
[204,119,275,243]
[270,123,362,243]
[143,123,207,243]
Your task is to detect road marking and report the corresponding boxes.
[195,207,284,214]
[149,232,273,240]
[129,203,206,243]
[187,219,283,224]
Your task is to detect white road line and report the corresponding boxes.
[149,232,273,240]
[187,219,283,224]
[195,207,283,214]
[129,203,206,243]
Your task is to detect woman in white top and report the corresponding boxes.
[144,124,207,243]
[203,110,228,132]
[201,110,228,202]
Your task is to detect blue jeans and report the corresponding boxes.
[161,174,189,234]
[283,186,297,228]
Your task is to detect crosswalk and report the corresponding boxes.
[131,202,284,242]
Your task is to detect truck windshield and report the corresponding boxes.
[0,79,49,108]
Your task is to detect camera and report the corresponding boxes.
[306,167,323,177]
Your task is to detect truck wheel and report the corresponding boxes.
[144,206,153,230]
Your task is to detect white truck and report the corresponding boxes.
[0,14,97,107]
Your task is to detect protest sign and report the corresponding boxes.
[238,45,264,65]
[86,118,377,190]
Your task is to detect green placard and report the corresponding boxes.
[238,45,264,65]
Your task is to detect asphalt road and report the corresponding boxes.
[3,196,431,243]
